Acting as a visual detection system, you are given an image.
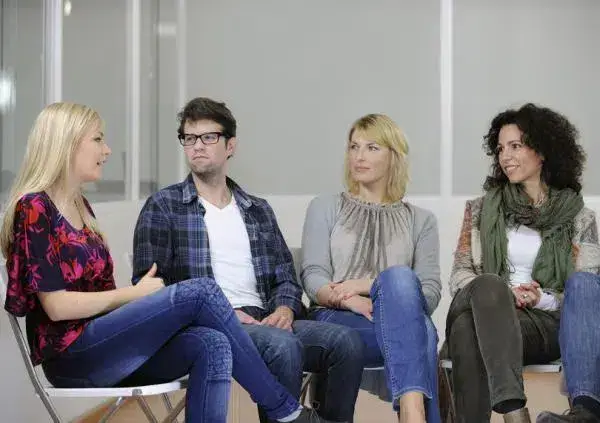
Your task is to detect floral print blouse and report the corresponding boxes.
[4,192,116,365]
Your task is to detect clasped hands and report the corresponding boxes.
[328,278,374,322]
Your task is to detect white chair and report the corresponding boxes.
[0,262,187,423]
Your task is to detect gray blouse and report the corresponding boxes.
[301,192,441,314]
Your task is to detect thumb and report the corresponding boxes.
[145,262,158,277]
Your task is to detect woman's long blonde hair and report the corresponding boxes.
[344,113,410,203]
[1,102,103,257]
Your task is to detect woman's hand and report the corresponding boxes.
[512,281,541,308]
[135,263,165,297]
[341,296,373,321]
[331,278,373,300]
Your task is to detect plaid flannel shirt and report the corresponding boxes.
[131,174,304,316]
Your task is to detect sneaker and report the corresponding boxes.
[537,405,600,422]
[293,408,344,423]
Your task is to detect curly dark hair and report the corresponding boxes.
[483,103,586,193]
[177,97,237,139]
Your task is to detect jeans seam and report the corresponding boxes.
[376,280,398,389]
[67,305,176,353]
[68,292,209,354]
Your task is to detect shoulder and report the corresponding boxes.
[466,196,484,211]
[16,192,55,221]
[404,202,438,232]
[246,192,270,210]
[307,193,342,214]
[156,181,185,201]
[144,182,186,211]
[575,206,597,230]
[463,196,485,226]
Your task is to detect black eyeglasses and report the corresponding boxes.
[178,132,226,146]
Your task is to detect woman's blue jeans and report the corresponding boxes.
[42,279,300,423]
[312,266,440,422]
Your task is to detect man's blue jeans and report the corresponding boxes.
[241,307,365,422]
[561,271,600,403]
[312,266,440,422]
[42,279,300,423]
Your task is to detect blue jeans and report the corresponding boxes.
[312,266,440,422]
[42,279,300,423]
[561,271,600,403]
[240,307,364,422]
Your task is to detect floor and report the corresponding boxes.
[77,373,569,422]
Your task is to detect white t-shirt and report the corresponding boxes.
[200,196,263,309]
[507,225,559,311]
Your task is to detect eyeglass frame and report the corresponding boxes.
[177,131,230,147]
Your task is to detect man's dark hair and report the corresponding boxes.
[177,97,237,138]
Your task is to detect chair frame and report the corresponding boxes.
[0,263,187,423]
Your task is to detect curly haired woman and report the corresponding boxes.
[445,103,600,423]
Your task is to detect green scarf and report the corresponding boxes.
[480,184,583,292]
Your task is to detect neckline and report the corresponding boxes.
[42,191,86,232]
[200,195,236,211]
[342,192,405,210]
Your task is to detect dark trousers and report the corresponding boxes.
[445,274,560,423]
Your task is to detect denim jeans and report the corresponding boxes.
[312,266,440,422]
[445,274,560,423]
[42,279,300,423]
[240,307,364,422]
[561,271,600,403]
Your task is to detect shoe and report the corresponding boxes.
[293,408,344,423]
[504,407,532,423]
[537,405,600,422]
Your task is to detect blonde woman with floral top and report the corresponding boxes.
[446,103,600,423]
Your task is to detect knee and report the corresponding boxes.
[177,278,231,311]
[372,265,419,296]
[564,272,600,300]
[187,327,232,380]
[262,331,304,371]
[468,274,511,305]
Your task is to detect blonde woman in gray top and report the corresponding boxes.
[300,114,442,423]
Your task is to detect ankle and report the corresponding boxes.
[397,392,425,423]
[502,407,531,423]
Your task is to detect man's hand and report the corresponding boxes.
[342,296,373,321]
[260,306,294,331]
[331,278,373,300]
[235,309,261,325]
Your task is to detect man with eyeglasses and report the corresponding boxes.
[132,97,364,423]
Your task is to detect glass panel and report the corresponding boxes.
[139,0,159,197]
[0,0,44,202]
[62,0,128,201]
